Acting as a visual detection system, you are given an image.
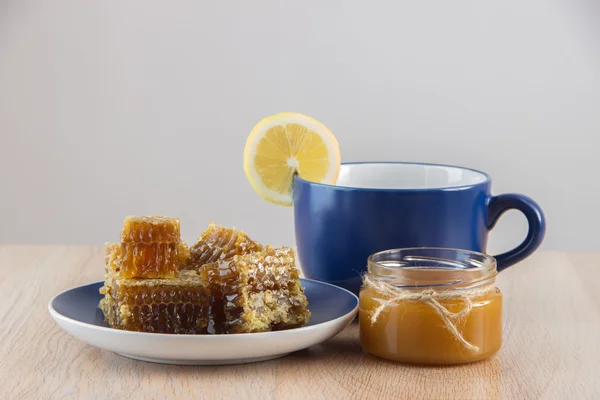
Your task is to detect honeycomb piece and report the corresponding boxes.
[121,216,180,244]
[118,242,179,279]
[188,223,263,268]
[200,246,310,333]
[104,242,119,275]
[99,269,211,334]
[177,241,191,267]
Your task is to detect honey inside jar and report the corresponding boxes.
[359,248,502,365]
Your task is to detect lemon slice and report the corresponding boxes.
[244,112,341,206]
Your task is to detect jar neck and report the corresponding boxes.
[367,248,498,290]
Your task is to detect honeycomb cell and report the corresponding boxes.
[118,242,179,279]
[99,269,210,334]
[200,246,310,333]
[120,216,181,244]
[177,241,191,267]
[188,223,262,268]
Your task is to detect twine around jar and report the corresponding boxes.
[362,275,496,352]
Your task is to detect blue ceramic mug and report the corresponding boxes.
[293,162,546,295]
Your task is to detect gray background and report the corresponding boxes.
[1,1,598,252]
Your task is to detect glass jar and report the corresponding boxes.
[359,248,502,365]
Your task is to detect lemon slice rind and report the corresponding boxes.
[244,112,340,206]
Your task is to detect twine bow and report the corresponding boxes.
[363,275,496,352]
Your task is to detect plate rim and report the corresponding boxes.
[48,277,359,339]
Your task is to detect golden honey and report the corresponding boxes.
[359,248,503,365]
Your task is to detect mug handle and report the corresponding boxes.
[487,194,546,272]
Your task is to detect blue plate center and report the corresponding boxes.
[52,278,358,329]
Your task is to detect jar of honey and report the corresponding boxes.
[359,248,502,365]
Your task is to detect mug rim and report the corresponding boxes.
[294,161,492,192]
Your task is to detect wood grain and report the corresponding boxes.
[0,247,599,399]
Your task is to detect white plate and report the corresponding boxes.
[48,279,358,365]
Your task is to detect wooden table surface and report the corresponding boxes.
[1,246,599,399]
